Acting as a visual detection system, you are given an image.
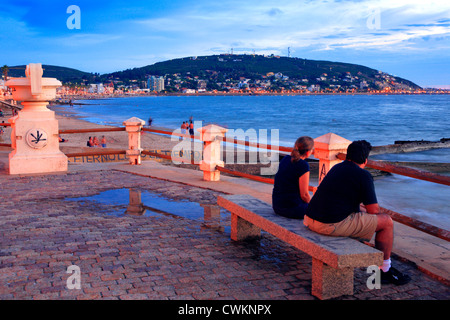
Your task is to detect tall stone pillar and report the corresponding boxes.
[6,63,67,175]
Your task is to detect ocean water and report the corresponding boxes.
[72,94,449,148]
[69,94,450,230]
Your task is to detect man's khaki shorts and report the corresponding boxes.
[304,212,378,241]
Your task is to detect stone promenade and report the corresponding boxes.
[0,168,449,300]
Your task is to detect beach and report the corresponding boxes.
[52,105,181,154]
[1,103,280,178]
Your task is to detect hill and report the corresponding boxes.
[4,55,421,92]
[6,65,98,84]
[102,54,421,92]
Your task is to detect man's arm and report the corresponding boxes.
[364,203,380,215]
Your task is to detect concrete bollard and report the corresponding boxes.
[123,117,145,165]
[313,133,351,185]
[197,124,228,181]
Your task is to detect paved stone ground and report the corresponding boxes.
[0,170,448,300]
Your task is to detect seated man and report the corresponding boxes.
[304,140,410,285]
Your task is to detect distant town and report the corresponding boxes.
[53,72,449,98]
[54,76,447,99]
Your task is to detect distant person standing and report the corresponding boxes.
[148,117,153,127]
[100,135,107,148]
[180,121,187,140]
[188,120,194,136]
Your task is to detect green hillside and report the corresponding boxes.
[3,55,421,91]
[5,65,97,84]
[108,54,372,80]
[103,54,421,91]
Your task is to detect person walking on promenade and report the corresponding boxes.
[148,117,153,127]
[304,140,411,285]
[272,136,314,219]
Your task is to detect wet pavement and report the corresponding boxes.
[0,168,449,300]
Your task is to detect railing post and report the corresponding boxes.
[313,133,351,185]
[198,124,228,181]
[123,117,145,165]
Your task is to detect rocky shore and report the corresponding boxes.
[372,139,450,155]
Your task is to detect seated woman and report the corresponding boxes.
[272,136,314,219]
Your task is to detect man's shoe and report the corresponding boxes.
[380,267,411,285]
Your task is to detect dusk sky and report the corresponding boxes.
[1,0,449,88]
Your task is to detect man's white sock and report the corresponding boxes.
[380,258,391,272]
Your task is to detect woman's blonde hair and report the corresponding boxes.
[291,136,314,162]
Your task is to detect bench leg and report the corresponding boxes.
[230,213,261,241]
[311,258,354,300]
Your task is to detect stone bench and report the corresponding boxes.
[217,194,383,299]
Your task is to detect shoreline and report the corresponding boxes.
[53,91,450,103]
[50,104,450,191]
[2,103,449,164]
[3,103,448,174]
[50,98,450,154]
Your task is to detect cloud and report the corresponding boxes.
[266,8,283,17]
[1,0,449,84]
[131,0,450,56]
[56,34,123,47]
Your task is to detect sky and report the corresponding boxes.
[0,0,449,88]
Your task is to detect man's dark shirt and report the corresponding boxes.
[305,160,377,223]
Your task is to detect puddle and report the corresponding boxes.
[66,188,230,233]
[64,188,301,267]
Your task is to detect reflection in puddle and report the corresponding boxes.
[65,188,296,267]
[67,188,229,233]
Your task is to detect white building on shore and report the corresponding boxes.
[148,76,165,92]
[89,83,105,93]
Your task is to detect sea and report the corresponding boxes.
[69,94,450,230]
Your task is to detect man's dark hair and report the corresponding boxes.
[346,140,372,164]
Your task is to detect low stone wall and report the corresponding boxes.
[372,139,450,155]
